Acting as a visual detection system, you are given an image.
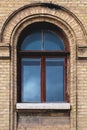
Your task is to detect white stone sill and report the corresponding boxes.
[16,103,70,110]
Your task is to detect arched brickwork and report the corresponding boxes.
[0,2,86,130]
[0,3,86,45]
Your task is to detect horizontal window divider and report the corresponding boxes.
[18,51,69,57]
[16,103,70,110]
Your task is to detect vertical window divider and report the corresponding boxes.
[41,56,46,102]
[42,30,44,50]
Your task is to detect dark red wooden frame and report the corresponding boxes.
[17,22,70,103]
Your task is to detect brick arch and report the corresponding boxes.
[0,2,86,46]
[12,15,74,50]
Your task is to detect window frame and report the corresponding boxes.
[17,22,70,103]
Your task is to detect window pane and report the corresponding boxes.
[44,31,65,50]
[21,32,42,50]
[46,58,64,102]
[22,58,41,102]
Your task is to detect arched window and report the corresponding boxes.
[17,22,69,103]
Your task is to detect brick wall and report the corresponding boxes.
[0,60,10,130]
[0,0,87,130]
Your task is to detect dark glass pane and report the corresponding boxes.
[44,31,65,50]
[46,58,64,102]
[22,58,41,102]
[21,32,42,50]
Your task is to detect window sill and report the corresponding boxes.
[16,103,70,110]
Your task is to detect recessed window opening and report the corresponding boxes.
[17,22,69,103]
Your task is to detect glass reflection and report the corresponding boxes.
[46,58,64,102]
[22,58,41,102]
[44,31,65,50]
[21,32,42,50]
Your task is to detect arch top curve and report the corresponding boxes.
[0,2,86,46]
[17,21,70,52]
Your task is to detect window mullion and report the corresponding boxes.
[41,56,46,102]
[42,31,44,50]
